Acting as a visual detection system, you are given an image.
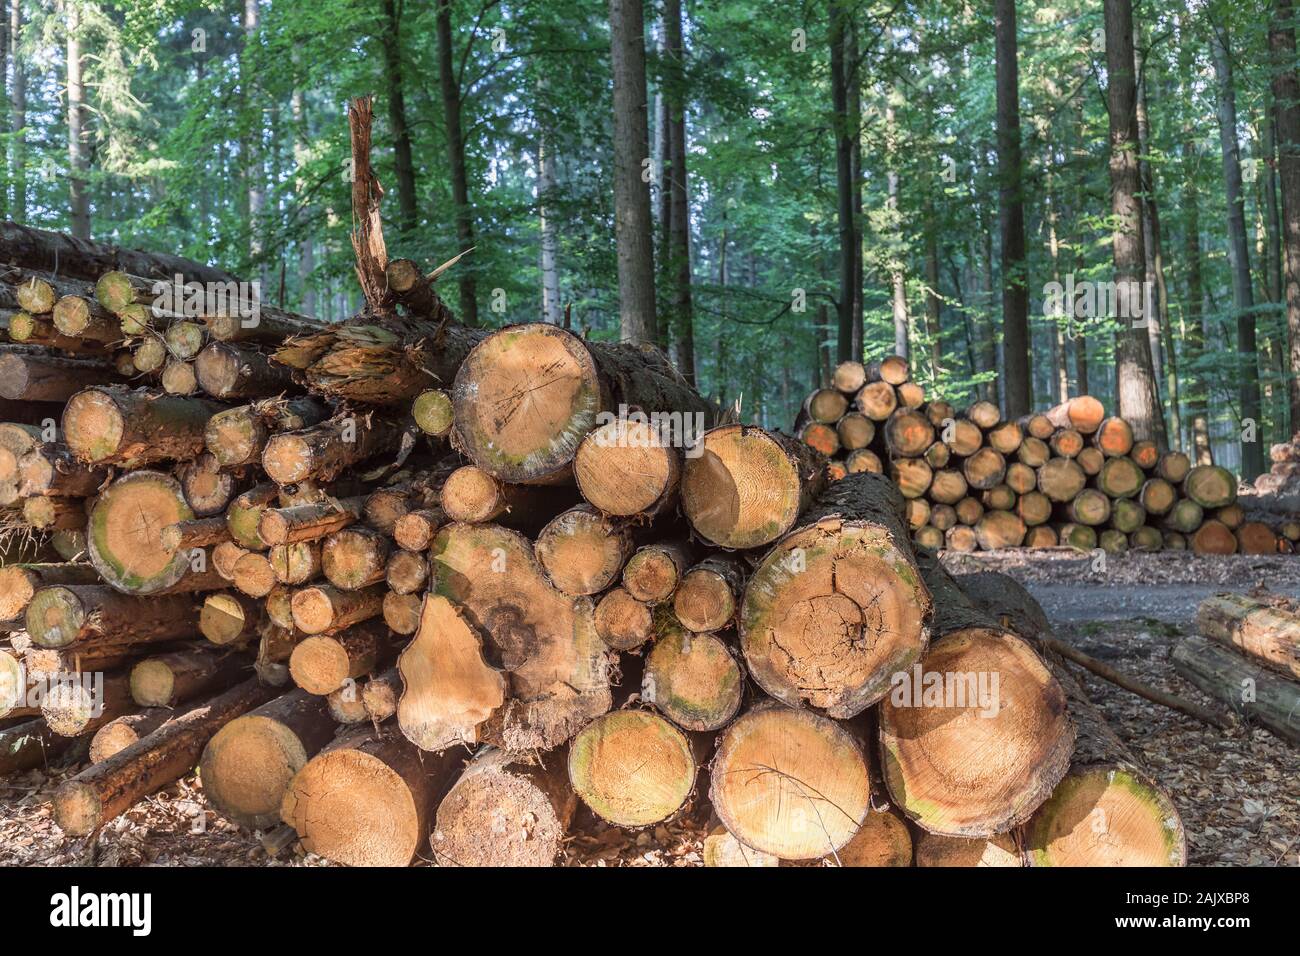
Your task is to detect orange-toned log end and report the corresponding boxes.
[824,806,913,867]
[1192,519,1238,555]
[1023,767,1186,866]
[593,586,653,651]
[535,505,633,596]
[879,627,1074,837]
[568,710,696,828]
[740,477,931,717]
[397,595,507,752]
[681,424,822,550]
[642,626,743,732]
[432,749,576,867]
[574,418,681,517]
[710,705,870,860]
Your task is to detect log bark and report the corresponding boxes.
[0,347,123,401]
[88,709,171,764]
[25,585,197,650]
[1196,593,1300,679]
[1172,635,1300,745]
[739,472,931,717]
[53,679,275,836]
[63,386,224,466]
[194,342,296,400]
[258,495,365,547]
[262,414,402,484]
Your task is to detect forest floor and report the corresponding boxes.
[0,549,1296,867]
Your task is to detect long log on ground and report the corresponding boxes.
[88,709,172,764]
[0,718,78,776]
[958,572,1187,866]
[1172,636,1300,746]
[878,553,1074,837]
[432,747,576,867]
[738,472,931,717]
[567,709,697,828]
[397,595,506,752]
[199,686,338,829]
[63,386,224,466]
[0,221,239,287]
[280,727,461,866]
[452,323,714,483]
[53,678,275,836]
[682,424,824,550]
[0,347,125,401]
[429,522,611,751]
[1197,593,1300,679]
[709,702,870,860]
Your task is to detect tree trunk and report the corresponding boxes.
[0,223,237,287]
[1210,23,1264,479]
[994,0,1030,418]
[568,709,696,827]
[1196,593,1300,679]
[1104,0,1166,447]
[9,0,24,222]
[664,0,696,383]
[434,1,477,324]
[64,1,90,239]
[538,132,562,324]
[608,0,658,343]
[1173,636,1300,745]
[24,585,198,650]
[380,0,419,236]
[242,0,263,273]
[1271,0,1300,439]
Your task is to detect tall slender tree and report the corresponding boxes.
[436,0,478,325]
[380,0,419,236]
[1103,0,1166,446]
[538,131,562,324]
[9,0,24,222]
[1210,20,1264,478]
[994,0,1030,417]
[829,0,860,362]
[1271,0,1300,434]
[608,0,658,343]
[663,0,695,383]
[64,0,90,239]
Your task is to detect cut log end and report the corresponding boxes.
[568,710,696,828]
[574,418,680,516]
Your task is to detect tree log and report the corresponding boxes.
[535,505,634,596]
[574,417,682,518]
[568,709,697,828]
[1196,593,1300,679]
[63,386,224,466]
[0,347,124,401]
[262,414,402,484]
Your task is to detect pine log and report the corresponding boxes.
[1049,428,1084,458]
[392,508,445,552]
[958,572,1187,866]
[535,505,634,596]
[568,709,697,828]
[1193,520,1238,554]
[1172,636,1300,745]
[429,521,611,751]
[53,678,275,836]
[88,709,172,764]
[986,420,1023,456]
[204,397,330,468]
[262,414,402,484]
[962,447,1006,491]
[963,400,1001,429]
[289,619,390,695]
[0,563,100,626]
[1017,436,1050,468]
[439,464,575,526]
[1057,523,1098,550]
[1092,417,1135,457]
[672,555,747,632]
[383,591,422,635]
[20,496,85,531]
[385,549,427,594]
[866,355,910,385]
[412,388,455,438]
[1183,464,1237,509]
[739,472,931,717]
[432,747,577,867]
[709,703,870,860]
[914,831,1022,867]
[832,360,868,392]
[884,408,934,457]
[1130,439,1159,470]
[17,443,108,498]
[1043,395,1105,434]
[25,585,197,650]
[193,341,295,401]
[320,526,391,590]
[622,540,692,604]
[942,418,983,456]
[0,718,78,776]
[130,648,248,707]
[878,554,1074,837]
[1067,488,1112,526]
[85,470,209,594]
[845,448,883,474]
[198,686,340,829]
[198,591,261,646]
[0,347,124,401]
[225,483,280,550]
[805,388,848,423]
[1196,593,1300,679]
[974,509,1026,549]
[593,586,654,651]
[63,386,224,466]
[40,671,135,736]
[290,583,385,635]
[1235,522,1278,554]
[855,381,897,420]
[1156,450,1191,483]
[178,453,236,517]
[1018,412,1055,440]
[258,495,366,547]
[1037,457,1086,502]
[1096,456,1143,498]
[396,594,507,751]
[0,223,238,288]
[826,805,913,867]
[574,417,682,518]
[681,425,824,550]
[928,468,968,504]
[451,323,713,483]
[836,412,875,451]
[642,623,743,732]
[280,727,461,866]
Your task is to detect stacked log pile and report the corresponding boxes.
[796,357,1276,555]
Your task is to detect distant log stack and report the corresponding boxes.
[796,357,1263,554]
